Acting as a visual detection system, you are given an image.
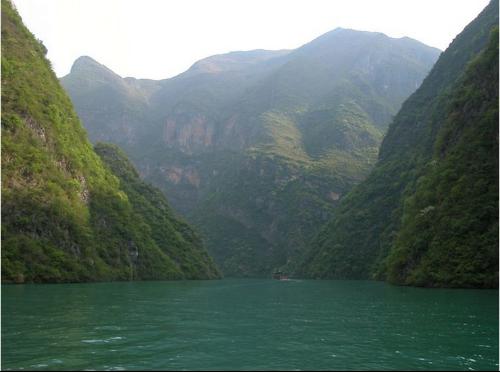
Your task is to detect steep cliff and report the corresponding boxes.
[1,0,220,282]
[302,0,498,288]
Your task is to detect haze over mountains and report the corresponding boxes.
[61,28,440,276]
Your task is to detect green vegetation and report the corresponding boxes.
[1,0,219,283]
[61,28,439,276]
[94,143,220,279]
[302,0,498,288]
[385,28,499,287]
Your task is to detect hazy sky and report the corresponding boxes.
[12,0,490,80]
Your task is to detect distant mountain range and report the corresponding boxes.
[61,27,440,276]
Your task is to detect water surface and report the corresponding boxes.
[2,279,498,370]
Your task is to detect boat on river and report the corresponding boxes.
[272,271,289,280]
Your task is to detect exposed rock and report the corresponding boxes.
[328,192,341,201]
[164,166,201,187]
[25,116,46,143]
[77,175,90,203]
[163,114,214,152]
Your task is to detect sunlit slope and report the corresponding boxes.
[1,0,220,282]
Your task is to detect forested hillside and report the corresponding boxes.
[62,28,439,276]
[1,0,220,283]
[302,0,499,288]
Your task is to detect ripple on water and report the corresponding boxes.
[81,337,125,344]
[2,280,498,371]
[94,326,124,331]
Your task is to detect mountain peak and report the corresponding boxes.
[69,55,121,79]
[70,55,99,71]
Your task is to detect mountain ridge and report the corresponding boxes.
[61,24,440,277]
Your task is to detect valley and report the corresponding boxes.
[61,29,440,276]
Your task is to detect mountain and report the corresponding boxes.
[61,27,440,277]
[301,0,499,288]
[94,143,220,279]
[1,0,220,283]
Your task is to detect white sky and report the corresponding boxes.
[12,0,490,80]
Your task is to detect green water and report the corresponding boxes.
[2,279,498,370]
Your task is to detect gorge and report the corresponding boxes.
[2,0,499,370]
[60,27,440,277]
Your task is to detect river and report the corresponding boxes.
[2,279,498,370]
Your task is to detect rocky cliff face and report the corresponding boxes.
[61,28,440,276]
